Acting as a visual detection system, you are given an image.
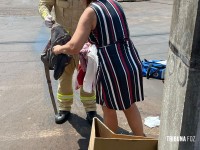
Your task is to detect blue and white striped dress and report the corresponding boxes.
[89,0,144,110]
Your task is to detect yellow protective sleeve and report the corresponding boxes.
[38,0,55,19]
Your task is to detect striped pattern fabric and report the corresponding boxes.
[89,0,144,110]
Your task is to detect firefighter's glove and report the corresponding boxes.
[44,15,54,28]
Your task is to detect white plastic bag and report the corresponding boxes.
[144,116,160,128]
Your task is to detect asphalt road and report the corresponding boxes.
[0,0,173,149]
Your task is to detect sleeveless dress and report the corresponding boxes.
[89,0,144,110]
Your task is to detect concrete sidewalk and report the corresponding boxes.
[0,0,173,149]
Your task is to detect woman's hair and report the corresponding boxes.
[86,0,96,6]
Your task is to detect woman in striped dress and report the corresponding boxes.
[53,0,145,136]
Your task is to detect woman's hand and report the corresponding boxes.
[53,45,63,55]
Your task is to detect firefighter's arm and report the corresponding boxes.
[38,0,55,19]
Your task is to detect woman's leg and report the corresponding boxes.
[123,103,144,136]
[102,106,118,133]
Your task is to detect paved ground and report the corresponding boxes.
[0,0,173,149]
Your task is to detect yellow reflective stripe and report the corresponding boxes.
[63,29,70,34]
[38,2,51,19]
[41,11,49,19]
[80,95,96,101]
[57,93,73,101]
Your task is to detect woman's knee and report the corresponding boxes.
[102,106,117,117]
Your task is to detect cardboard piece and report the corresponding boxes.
[88,117,158,150]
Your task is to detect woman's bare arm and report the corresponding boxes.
[53,7,96,55]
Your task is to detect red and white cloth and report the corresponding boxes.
[76,43,98,93]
